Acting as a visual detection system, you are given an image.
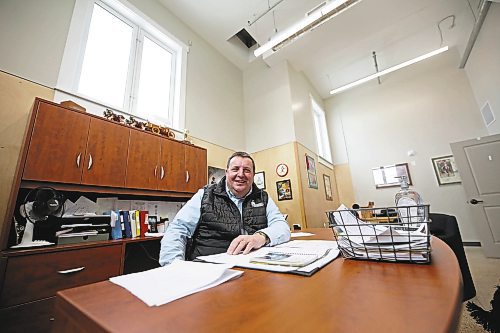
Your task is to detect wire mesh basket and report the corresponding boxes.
[326,204,431,264]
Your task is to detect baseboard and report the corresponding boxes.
[463,242,481,247]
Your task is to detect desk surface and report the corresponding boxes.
[54,228,462,333]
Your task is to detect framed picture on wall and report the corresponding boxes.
[431,155,462,185]
[276,179,293,201]
[208,166,225,185]
[305,154,318,189]
[254,171,266,189]
[372,163,411,188]
[323,174,333,201]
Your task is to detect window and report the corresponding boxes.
[57,0,186,129]
[311,97,332,163]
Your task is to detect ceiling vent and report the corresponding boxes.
[481,101,496,127]
[232,28,257,48]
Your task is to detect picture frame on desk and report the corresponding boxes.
[431,155,462,185]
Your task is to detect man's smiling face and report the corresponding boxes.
[225,156,254,198]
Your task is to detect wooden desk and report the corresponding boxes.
[53,228,462,333]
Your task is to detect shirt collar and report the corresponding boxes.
[225,182,252,200]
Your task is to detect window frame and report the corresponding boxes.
[56,0,187,130]
[311,96,333,164]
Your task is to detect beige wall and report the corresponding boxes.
[296,144,338,229]
[0,71,54,239]
[252,143,301,229]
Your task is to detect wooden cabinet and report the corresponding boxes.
[22,99,207,193]
[81,117,129,187]
[185,144,208,193]
[23,100,130,188]
[0,97,208,332]
[0,244,122,332]
[22,101,90,183]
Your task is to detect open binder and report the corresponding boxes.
[196,240,340,277]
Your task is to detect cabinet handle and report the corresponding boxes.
[154,165,158,177]
[57,266,85,274]
[76,153,81,168]
[186,170,190,183]
[88,154,93,170]
[161,166,165,179]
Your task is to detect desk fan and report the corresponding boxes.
[12,187,64,248]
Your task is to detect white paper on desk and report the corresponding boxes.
[198,240,339,274]
[109,260,243,306]
[63,196,98,216]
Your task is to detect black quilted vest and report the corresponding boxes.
[186,176,268,260]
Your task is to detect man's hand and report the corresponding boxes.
[227,233,267,255]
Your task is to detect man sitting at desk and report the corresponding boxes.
[159,151,291,266]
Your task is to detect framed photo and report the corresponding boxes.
[276,179,293,201]
[254,171,266,189]
[323,174,333,201]
[305,154,318,189]
[372,163,412,188]
[208,166,225,185]
[431,155,462,185]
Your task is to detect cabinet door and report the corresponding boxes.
[126,130,161,190]
[23,101,89,183]
[81,117,129,187]
[158,139,186,192]
[184,145,207,193]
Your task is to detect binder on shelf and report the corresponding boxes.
[122,210,132,238]
[135,210,141,236]
[129,210,137,238]
[111,211,122,240]
[139,210,149,237]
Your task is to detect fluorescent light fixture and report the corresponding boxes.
[254,0,360,57]
[330,46,449,95]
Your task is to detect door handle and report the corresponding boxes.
[76,153,81,168]
[57,267,85,274]
[161,166,165,179]
[186,170,190,183]
[87,154,93,170]
[469,199,483,205]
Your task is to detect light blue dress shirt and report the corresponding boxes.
[159,185,291,266]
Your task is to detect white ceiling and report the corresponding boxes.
[158,0,481,98]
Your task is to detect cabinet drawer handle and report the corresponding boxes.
[161,166,165,179]
[88,154,93,170]
[186,170,190,183]
[57,267,85,274]
[76,153,81,168]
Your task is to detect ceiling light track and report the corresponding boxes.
[254,0,362,57]
[330,46,449,95]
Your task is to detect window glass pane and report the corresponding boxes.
[78,4,133,108]
[311,99,332,163]
[136,36,173,124]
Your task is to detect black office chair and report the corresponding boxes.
[429,213,476,301]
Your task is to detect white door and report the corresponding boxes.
[451,134,500,258]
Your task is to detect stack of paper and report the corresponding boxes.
[197,240,339,276]
[331,205,431,263]
[109,260,243,306]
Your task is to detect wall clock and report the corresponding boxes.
[276,163,289,177]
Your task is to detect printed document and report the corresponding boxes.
[197,240,339,274]
[109,260,243,306]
